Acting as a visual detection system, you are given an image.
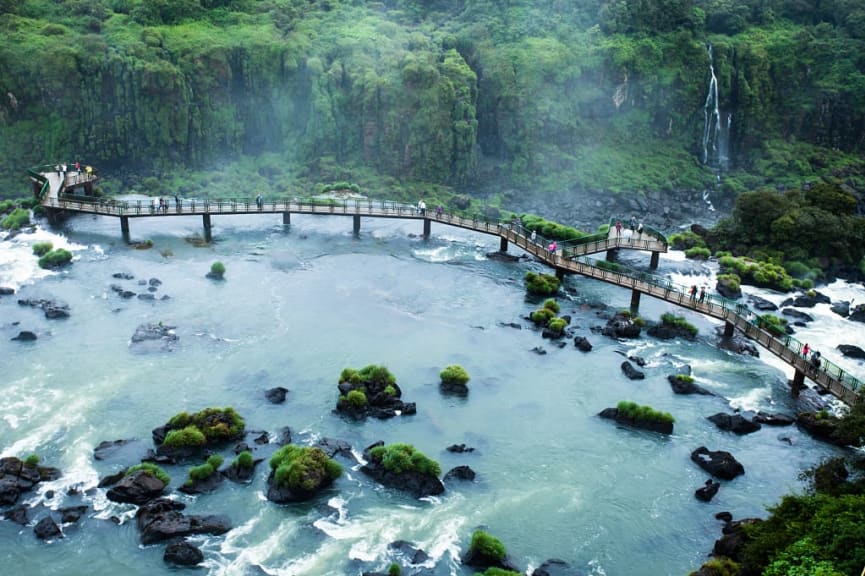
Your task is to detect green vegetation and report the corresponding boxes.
[343,389,368,409]
[37,248,72,269]
[24,454,40,467]
[165,407,245,445]
[524,272,560,296]
[718,255,794,292]
[469,530,507,564]
[756,314,789,337]
[186,454,224,484]
[687,557,740,576]
[542,299,560,314]
[387,563,401,576]
[616,401,675,425]
[672,374,694,384]
[269,445,342,493]
[547,317,568,335]
[368,443,441,477]
[520,214,585,242]
[1,208,29,230]
[684,246,711,260]
[716,273,741,294]
[32,241,53,256]
[473,569,522,576]
[209,261,225,278]
[440,365,470,387]
[232,451,254,470]
[339,365,396,389]
[669,231,706,251]
[530,307,555,326]
[322,182,360,194]
[658,312,698,337]
[126,462,170,485]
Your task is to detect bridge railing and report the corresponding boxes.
[560,255,862,398]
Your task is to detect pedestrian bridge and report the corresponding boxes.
[29,165,862,405]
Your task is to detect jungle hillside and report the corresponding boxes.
[1,0,864,209]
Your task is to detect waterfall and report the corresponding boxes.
[701,45,729,170]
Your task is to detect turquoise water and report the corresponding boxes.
[0,213,846,575]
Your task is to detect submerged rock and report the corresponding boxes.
[690,447,745,480]
[573,336,593,352]
[695,479,720,502]
[707,413,762,435]
[164,539,204,566]
[443,465,476,482]
[11,330,37,341]
[360,441,444,499]
[837,344,865,359]
[136,497,231,545]
[598,407,673,435]
[620,361,645,380]
[753,412,795,426]
[265,386,289,404]
[667,374,713,396]
[17,297,70,319]
[531,558,575,576]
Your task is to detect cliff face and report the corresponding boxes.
[1,1,863,196]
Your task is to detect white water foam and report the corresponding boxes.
[0,224,89,290]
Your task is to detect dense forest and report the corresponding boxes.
[1,0,864,205]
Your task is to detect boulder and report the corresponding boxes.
[531,346,547,355]
[34,516,62,540]
[837,344,865,359]
[620,361,645,380]
[598,407,673,435]
[601,312,642,339]
[388,540,430,565]
[715,277,741,299]
[4,505,29,525]
[164,539,204,566]
[360,442,444,499]
[446,444,475,453]
[831,301,851,317]
[573,336,593,352]
[690,447,745,480]
[93,438,150,463]
[0,456,61,506]
[850,304,865,323]
[178,471,224,495]
[667,374,713,396]
[106,470,167,505]
[315,437,354,459]
[715,511,733,523]
[647,321,696,340]
[335,373,416,420]
[136,498,231,545]
[136,293,155,301]
[707,413,762,435]
[112,272,134,279]
[461,545,522,574]
[781,308,814,323]
[443,465,476,482]
[222,458,260,484]
[748,295,778,311]
[531,559,577,576]
[11,330,37,341]
[781,292,831,308]
[0,286,15,295]
[695,479,720,502]
[17,297,70,319]
[753,412,795,426]
[795,412,846,447]
[59,505,88,524]
[265,387,288,404]
[712,518,761,563]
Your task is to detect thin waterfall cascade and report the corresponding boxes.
[701,45,730,171]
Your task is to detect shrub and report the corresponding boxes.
[0,200,14,214]
[383,384,397,396]
[469,530,506,563]
[232,451,254,469]
[525,271,560,295]
[616,401,675,425]
[368,443,441,477]
[32,242,53,256]
[126,462,170,485]
[38,249,73,269]
[520,214,585,241]
[674,374,694,384]
[475,569,523,576]
[659,312,698,336]
[668,231,705,250]
[163,425,208,449]
[1,208,29,230]
[340,365,396,388]
[542,298,560,313]
[684,246,711,260]
[716,273,741,293]
[388,564,401,576]
[689,557,740,576]
[187,462,217,483]
[530,307,555,325]
[440,365,470,387]
[547,317,567,335]
[24,454,40,467]
[270,445,342,492]
[166,407,245,443]
[209,261,225,278]
[345,389,368,408]
[758,314,788,337]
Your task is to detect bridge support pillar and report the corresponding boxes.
[423,218,431,239]
[120,216,130,244]
[282,211,290,225]
[723,321,735,338]
[202,214,212,243]
[630,289,641,313]
[791,369,805,397]
[499,237,508,252]
[650,252,660,269]
[353,215,361,236]
[606,248,619,262]
[555,268,565,281]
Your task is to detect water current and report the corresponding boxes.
[1,212,863,576]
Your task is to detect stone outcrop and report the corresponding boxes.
[748,295,778,311]
[265,387,288,404]
[838,344,865,359]
[360,442,444,499]
[573,336,593,352]
[130,323,177,351]
[831,301,850,317]
[388,540,430,565]
[17,297,70,319]
[667,374,713,396]
[443,465,476,483]
[34,516,62,540]
[695,479,720,502]
[690,447,745,480]
[164,539,204,566]
[753,412,795,426]
[782,308,814,323]
[136,498,231,545]
[106,470,167,505]
[795,411,846,447]
[11,330,37,341]
[446,443,475,453]
[0,456,62,506]
[531,558,575,576]
[715,277,741,299]
[598,407,673,435]
[850,304,865,323]
[620,361,645,380]
[335,374,416,420]
[647,321,696,340]
[781,291,831,308]
[178,471,224,495]
[601,312,641,339]
[707,413,762,435]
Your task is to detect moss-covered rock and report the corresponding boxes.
[361,441,443,498]
[266,445,342,502]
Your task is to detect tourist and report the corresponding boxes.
[698,287,706,303]
[531,229,537,243]
[615,221,622,237]
[689,285,698,302]
[417,199,426,215]
[548,241,557,255]
[436,205,442,217]
[630,215,637,231]
[802,343,810,357]
[256,193,262,209]
[637,221,644,235]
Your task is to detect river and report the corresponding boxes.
[1,211,862,576]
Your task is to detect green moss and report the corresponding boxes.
[524,271,560,296]
[474,569,523,576]
[126,462,170,485]
[340,365,396,388]
[684,246,711,260]
[345,389,367,408]
[32,242,53,256]
[530,307,555,325]
[440,364,470,387]
[24,454,40,467]
[669,231,706,250]
[687,557,739,576]
[38,249,73,269]
[547,317,567,335]
[269,445,342,492]
[383,384,397,396]
[164,407,245,445]
[616,400,675,425]
[209,261,225,277]
[469,530,507,563]
[368,443,441,477]
[674,374,695,384]
[232,450,254,469]
[757,314,789,337]
[1,208,29,230]
[163,425,208,449]
[659,312,698,337]
[542,298,560,313]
